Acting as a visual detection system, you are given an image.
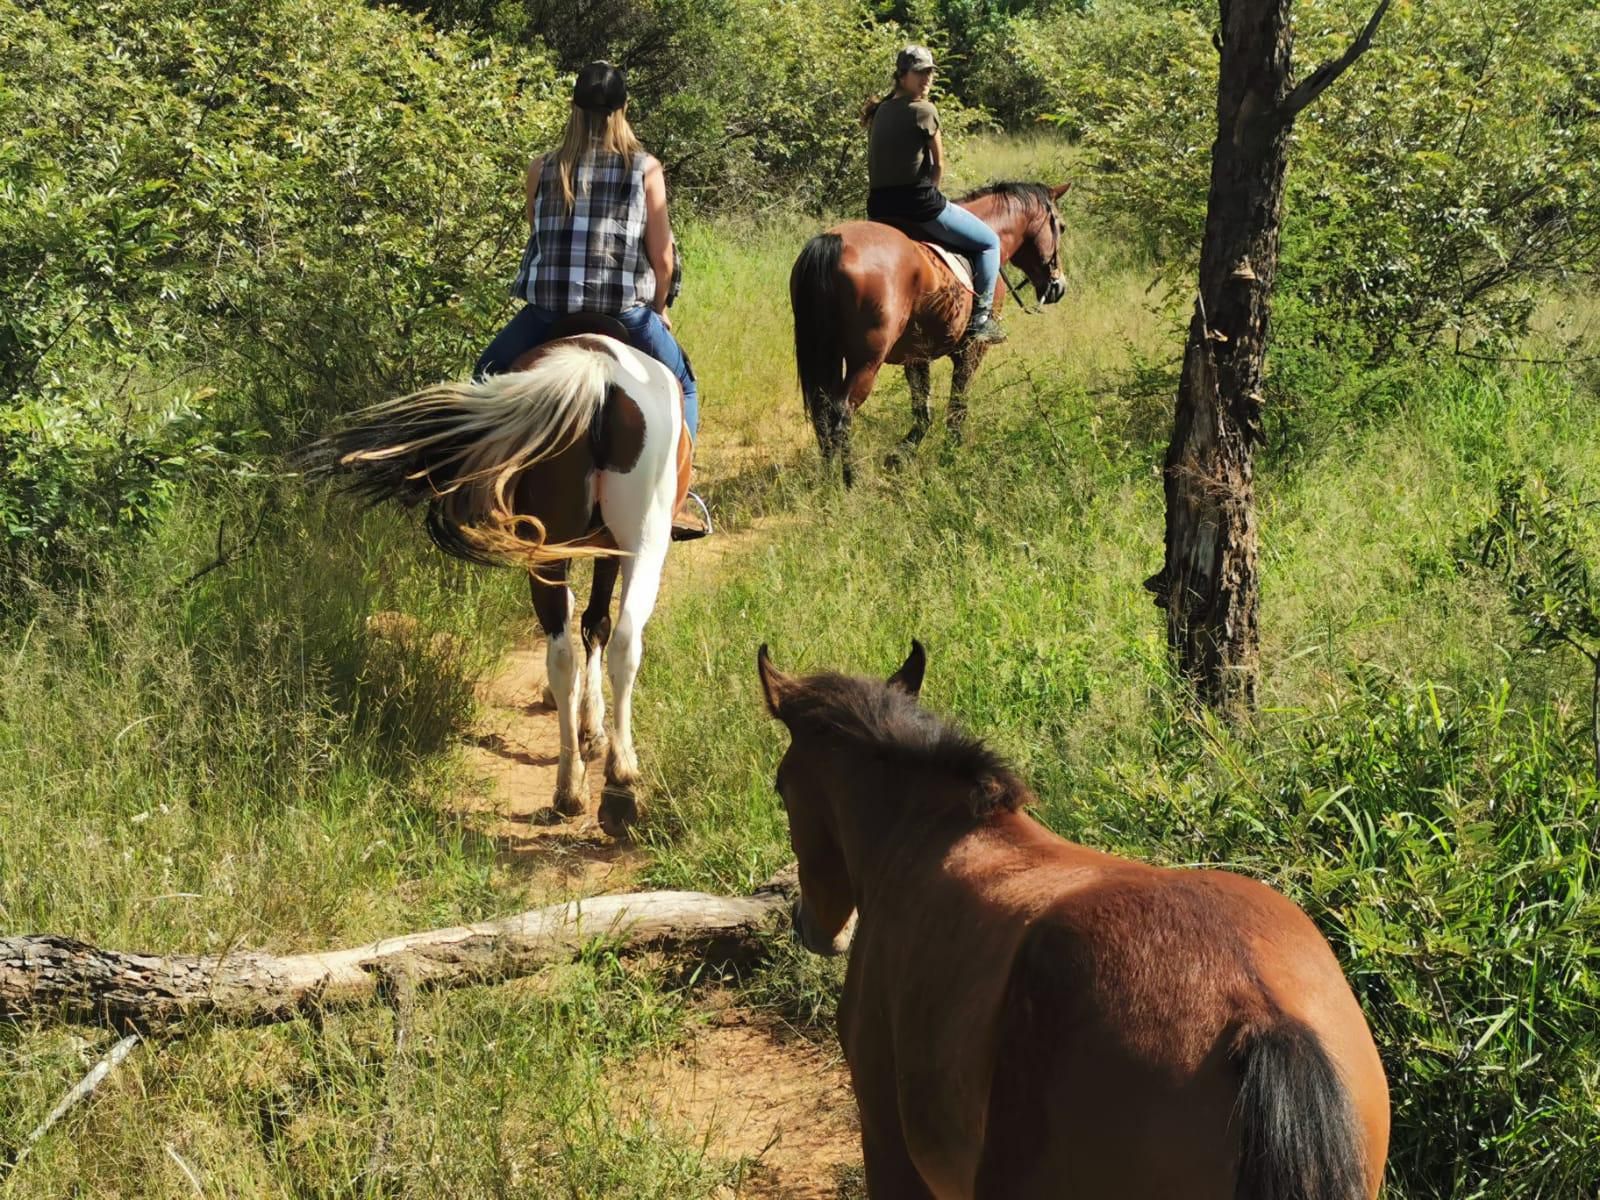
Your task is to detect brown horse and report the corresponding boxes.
[789,182,1069,485]
[757,642,1390,1199]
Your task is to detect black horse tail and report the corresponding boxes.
[1233,1016,1369,1200]
[790,233,846,433]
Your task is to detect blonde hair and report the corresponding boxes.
[551,103,645,210]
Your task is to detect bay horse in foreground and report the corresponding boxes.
[313,328,691,836]
[790,182,1069,485]
[757,642,1389,1199]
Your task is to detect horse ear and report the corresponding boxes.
[887,639,926,699]
[757,644,792,718]
[1049,181,1071,200]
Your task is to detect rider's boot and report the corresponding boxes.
[963,303,1007,346]
[671,491,711,541]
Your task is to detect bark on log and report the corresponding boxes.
[1,871,798,1032]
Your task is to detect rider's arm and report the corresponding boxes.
[643,158,675,317]
[927,131,945,190]
[524,155,544,230]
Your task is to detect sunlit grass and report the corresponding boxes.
[4,127,1599,1198]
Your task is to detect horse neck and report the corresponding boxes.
[959,196,1033,265]
[821,749,976,911]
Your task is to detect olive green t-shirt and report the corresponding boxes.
[867,95,940,190]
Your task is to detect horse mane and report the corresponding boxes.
[957,180,1053,216]
[777,672,1031,820]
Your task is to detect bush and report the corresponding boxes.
[0,383,256,607]
[0,0,567,598]
[412,0,960,213]
[973,0,1600,395]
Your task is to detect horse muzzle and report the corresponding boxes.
[792,895,853,957]
[1042,276,1067,305]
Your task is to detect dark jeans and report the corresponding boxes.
[476,304,699,439]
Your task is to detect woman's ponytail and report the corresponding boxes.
[860,73,901,128]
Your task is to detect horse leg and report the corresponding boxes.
[948,342,990,446]
[860,1126,936,1199]
[599,535,668,837]
[578,556,620,762]
[836,359,884,488]
[813,391,855,487]
[885,361,932,470]
[530,563,586,817]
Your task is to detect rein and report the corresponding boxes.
[1001,263,1045,315]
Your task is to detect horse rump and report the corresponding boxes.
[789,232,846,426]
[1232,1016,1368,1200]
[305,341,614,567]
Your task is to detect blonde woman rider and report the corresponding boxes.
[478,62,700,445]
[864,45,1005,345]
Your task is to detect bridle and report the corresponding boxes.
[1004,197,1066,313]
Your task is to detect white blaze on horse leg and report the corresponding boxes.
[594,350,681,791]
[605,539,667,788]
[580,629,607,757]
[544,595,585,814]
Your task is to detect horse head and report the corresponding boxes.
[757,641,927,955]
[1011,181,1070,305]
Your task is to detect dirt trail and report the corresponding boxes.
[453,637,651,901]
[409,467,860,1194]
[619,999,863,1199]
[437,513,781,903]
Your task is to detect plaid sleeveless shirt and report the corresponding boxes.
[510,149,657,313]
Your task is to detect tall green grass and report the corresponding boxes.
[0,484,746,1196]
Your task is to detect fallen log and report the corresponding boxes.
[1,870,798,1031]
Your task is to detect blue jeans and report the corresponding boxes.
[906,202,1001,310]
[476,304,699,439]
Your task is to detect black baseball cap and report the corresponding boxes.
[574,61,628,114]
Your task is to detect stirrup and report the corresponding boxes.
[671,490,712,541]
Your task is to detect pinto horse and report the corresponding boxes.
[790,182,1069,485]
[757,642,1390,1199]
[312,324,691,836]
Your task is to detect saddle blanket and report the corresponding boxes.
[917,241,976,295]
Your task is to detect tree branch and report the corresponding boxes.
[0,1034,141,1184]
[1279,0,1392,122]
[1,871,800,1032]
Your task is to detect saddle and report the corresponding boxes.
[550,312,631,342]
[877,221,978,296]
[913,241,977,296]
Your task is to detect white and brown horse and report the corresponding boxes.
[314,327,690,835]
[758,641,1390,1199]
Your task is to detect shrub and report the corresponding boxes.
[0,0,566,598]
[974,0,1600,393]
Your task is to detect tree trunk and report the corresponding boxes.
[1149,0,1389,713]
[1,871,798,1032]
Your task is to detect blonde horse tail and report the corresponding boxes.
[308,341,617,568]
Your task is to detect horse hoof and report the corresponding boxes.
[883,449,905,471]
[599,787,639,839]
[529,805,567,826]
[552,785,585,818]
